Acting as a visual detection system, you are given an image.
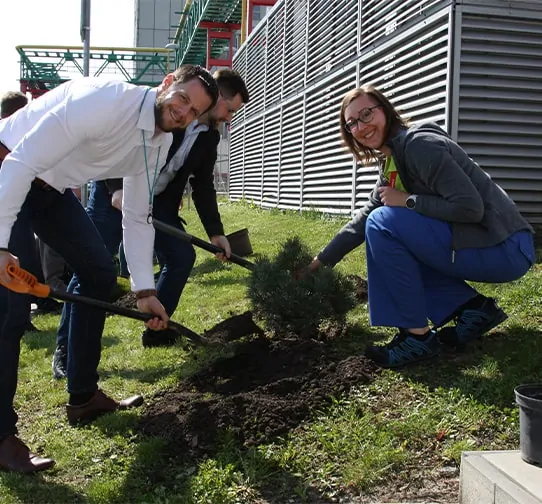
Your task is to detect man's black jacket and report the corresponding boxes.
[105,127,224,237]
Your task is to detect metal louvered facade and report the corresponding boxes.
[451,0,542,223]
[229,0,542,223]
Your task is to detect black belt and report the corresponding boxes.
[33,178,53,191]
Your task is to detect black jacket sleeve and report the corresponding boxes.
[152,129,224,238]
[190,130,224,238]
[104,178,123,194]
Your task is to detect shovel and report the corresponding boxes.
[153,219,255,271]
[1,264,208,346]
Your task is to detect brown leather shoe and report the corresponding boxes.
[66,389,144,425]
[0,435,55,473]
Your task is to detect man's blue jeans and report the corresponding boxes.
[87,181,123,259]
[0,183,117,438]
[57,181,125,349]
[152,202,196,318]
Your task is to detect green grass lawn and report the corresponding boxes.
[1,200,541,503]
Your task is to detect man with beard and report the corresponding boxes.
[0,65,218,473]
[71,69,250,349]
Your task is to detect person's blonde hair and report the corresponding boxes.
[339,85,408,164]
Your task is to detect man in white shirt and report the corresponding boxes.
[0,64,218,473]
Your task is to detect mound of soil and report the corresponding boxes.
[136,312,462,503]
[138,331,377,458]
[112,290,138,311]
[347,274,368,303]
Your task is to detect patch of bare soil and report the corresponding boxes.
[137,309,459,504]
[347,274,368,303]
[138,329,377,455]
[112,290,138,311]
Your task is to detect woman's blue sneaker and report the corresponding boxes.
[365,329,440,368]
[439,297,507,350]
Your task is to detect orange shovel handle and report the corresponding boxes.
[3,265,51,298]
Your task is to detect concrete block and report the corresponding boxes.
[460,451,542,504]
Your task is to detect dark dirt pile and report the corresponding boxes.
[112,290,138,311]
[347,275,368,303]
[136,303,463,503]
[138,330,377,458]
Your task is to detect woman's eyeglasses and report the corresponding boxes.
[344,105,381,133]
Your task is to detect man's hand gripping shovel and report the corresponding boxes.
[1,264,208,346]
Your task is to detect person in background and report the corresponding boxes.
[142,68,250,347]
[304,84,534,368]
[0,91,63,326]
[0,91,28,119]
[0,65,218,473]
[51,178,129,379]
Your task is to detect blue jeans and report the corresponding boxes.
[0,184,117,438]
[152,202,196,317]
[365,207,534,328]
[57,181,124,350]
[87,180,128,275]
[87,181,124,258]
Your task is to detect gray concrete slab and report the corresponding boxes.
[460,450,542,504]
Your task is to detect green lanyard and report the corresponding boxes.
[139,88,162,224]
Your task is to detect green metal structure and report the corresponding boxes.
[17,45,174,98]
[173,0,242,67]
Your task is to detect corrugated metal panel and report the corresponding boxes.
[306,0,358,84]
[229,117,245,200]
[355,7,451,209]
[244,25,267,119]
[232,38,247,81]
[265,3,286,107]
[360,8,450,123]
[455,7,542,222]
[282,0,308,97]
[360,0,451,51]
[457,0,542,13]
[242,116,264,202]
[278,97,304,209]
[303,69,358,213]
[261,108,282,207]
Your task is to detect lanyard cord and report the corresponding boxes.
[139,88,162,223]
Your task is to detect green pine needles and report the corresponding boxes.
[247,237,356,336]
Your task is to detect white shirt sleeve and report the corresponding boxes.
[122,172,156,291]
[0,87,117,248]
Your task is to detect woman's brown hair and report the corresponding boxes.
[339,85,408,164]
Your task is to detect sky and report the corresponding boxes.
[0,0,135,95]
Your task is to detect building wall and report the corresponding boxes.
[135,0,183,49]
[134,0,183,85]
[229,0,542,224]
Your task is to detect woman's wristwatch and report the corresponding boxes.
[406,194,418,209]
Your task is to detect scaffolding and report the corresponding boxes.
[172,0,276,68]
[17,45,174,98]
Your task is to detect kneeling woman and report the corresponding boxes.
[307,85,534,368]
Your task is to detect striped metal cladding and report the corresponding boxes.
[453,4,542,223]
[229,0,542,223]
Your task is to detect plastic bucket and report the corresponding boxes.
[514,383,542,466]
[226,228,253,257]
